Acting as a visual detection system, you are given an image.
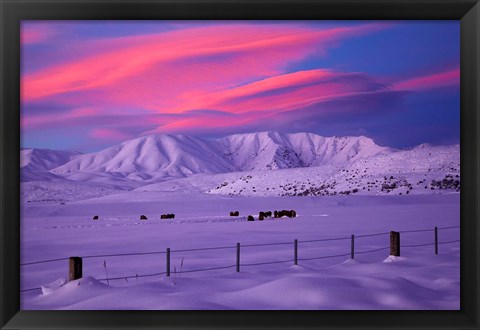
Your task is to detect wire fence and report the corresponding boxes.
[20,225,460,293]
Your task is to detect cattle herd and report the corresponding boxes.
[234,209,297,221]
[92,210,297,221]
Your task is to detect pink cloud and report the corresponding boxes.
[22,23,387,105]
[392,69,460,91]
[21,22,393,139]
[90,128,131,141]
[143,111,272,136]
[143,69,390,135]
[21,107,97,129]
[20,21,59,46]
[21,25,53,45]
[176,69,385,114]
[173,69,335,111]
[23,68,388,136]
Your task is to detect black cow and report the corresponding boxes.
[274,210,297,218]
[92,215,99,220]
[230,211,240,216]
[140,215,148,220]
[247,215,255,221]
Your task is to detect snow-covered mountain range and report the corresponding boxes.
[20,132,460,200]
[221,132,393,171]
[23,132,392,181]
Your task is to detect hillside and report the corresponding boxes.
[133,143,459,198]
[50,134,235,181]
[221,131,393,171]
[20,132,460,201]
[21,148,81,182]
[38,132,395,183]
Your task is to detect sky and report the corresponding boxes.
[21,20,460,152]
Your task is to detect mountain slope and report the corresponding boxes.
[21,148,80,182]
[22,132,458,190]
[48,132,394,182]
[204,143,460,197]
[220,131,393,171]
[51,134,236,181]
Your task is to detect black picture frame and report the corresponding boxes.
[1,0,479,329]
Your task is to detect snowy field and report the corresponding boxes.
[20,132,461,310]
[20,192,460,310]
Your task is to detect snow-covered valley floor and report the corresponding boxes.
[20,192,460,310]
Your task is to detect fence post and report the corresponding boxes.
[69,257,82,281]
[390,231,400,256]
[166,248,170,277]
[236,243,240,272]
[351,235,355,259]
[294,239,298,265]
[434,226,438,255]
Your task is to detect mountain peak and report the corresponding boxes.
[23,132,397,183]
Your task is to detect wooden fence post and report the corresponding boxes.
[69,257,82,281]
[294,239,298,265]
[166,248,170,277]
[434,226,438,255]
[351,235,355,259]
[236,243,240,272]
[390,231,400,256]
[236,243,240,273]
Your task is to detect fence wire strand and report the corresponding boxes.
[242,241,292,248]
[241,259,294,266]
[176,265,236,274]
[356,247,390,254]
[438,226,460,230]
[171,245,235,253]
[400,228,434,233]
[21,257,70,266]
[439,239,460,245]
[299,237,350,243]
[402,242,435,248]
[298,253,351,261]
[355,232,390,238]
[82,250,166,259]
[98,271,167,282]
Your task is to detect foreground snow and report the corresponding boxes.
[25,253,459,310]
[21,193,460,310]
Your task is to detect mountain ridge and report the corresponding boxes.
[46,132,392,181]
[20,132,458,184]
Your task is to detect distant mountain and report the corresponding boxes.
[221,131,393,171]
[50,134,235,181]
[43,132,394,182]
[204,143,460,197]
[21,132,457,186]
[21,148,80,182]
[20,133,460,200]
